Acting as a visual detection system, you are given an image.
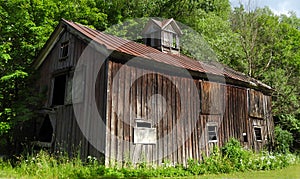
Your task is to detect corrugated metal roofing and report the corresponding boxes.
[62,19,272,91]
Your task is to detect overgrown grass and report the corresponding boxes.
[0,139,298,178]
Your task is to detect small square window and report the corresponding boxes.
[134,119,156,144]
[60,41,69,59]
[254,127,262,141]
[207,124,218,142]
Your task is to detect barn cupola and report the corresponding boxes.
[142,18,183,54]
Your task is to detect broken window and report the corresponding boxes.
[207,123,218,142]
[51,69,84,106]
[254,127,262,141]
[60,41,69,59]
[52,74,67,106]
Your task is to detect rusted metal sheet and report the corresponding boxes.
[61,19,272,92]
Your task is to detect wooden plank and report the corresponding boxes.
[147,72,153,164]
[152,73,158,164]
[136,68,142,119]
[171,76,177,164]
[176,77,182,165]
[157,74,163,164]
[129,66,137,163]
[166,75,173,162]
[123,64,131,165]
[162,75,168,162]
[111,62,120,164]
[187,78,193,160]
[117,62,125,163]
[181,78,186,166]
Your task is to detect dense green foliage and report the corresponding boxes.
[0,140,298,178]
[274,126,294,154]
[0,0,299,154]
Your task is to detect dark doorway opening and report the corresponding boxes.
[38,115,53,142]
[52,74,66,106]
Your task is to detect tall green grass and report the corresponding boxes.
[0,139,298,178]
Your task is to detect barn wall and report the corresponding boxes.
[35,28,274,166]
[36,29,107,160]
[105,60,203,166]
[249,90,274,151]
[105,60,274,166]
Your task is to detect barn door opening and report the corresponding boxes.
[38,115,53,143]
[52,74,67,106]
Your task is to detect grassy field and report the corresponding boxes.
[1,164,300,179]
[0,147,298,179]
[194,164,300,179]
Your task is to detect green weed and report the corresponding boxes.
[0,139,298,178]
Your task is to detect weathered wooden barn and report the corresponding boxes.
[32,18,274,166]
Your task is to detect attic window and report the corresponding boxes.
[172,33,177,48]
[60,41,69,59]
[254,127,262,141]
[163,31,178,49]
[207,123,218,142]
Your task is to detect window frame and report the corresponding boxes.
[51,74,67,106]
[133,119,156,144]
[207,122,218,143]
[50,71,73,107]
[59,40,69,60]
[254,126,263,141]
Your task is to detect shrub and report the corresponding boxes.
[274,126,294,154]
[221,138,251,171]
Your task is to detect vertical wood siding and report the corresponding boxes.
[36,30,107,161]
[36,29,274,166]
[105,61,203,166]
[105,60,274,166]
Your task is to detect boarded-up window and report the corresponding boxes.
[201,81,224,115]
[249,89,264,118]
[134,120,156,144]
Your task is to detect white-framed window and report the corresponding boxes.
[207,123,218,143]
[254,126,263,141]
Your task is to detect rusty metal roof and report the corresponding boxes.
[59,19,272,91]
